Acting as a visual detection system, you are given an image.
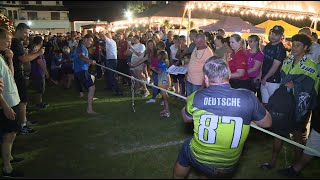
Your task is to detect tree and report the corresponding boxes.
[162,19,171,29]
[127,2,147,14]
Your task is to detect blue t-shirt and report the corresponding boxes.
[62,53,74,70]
[74,44,89,73]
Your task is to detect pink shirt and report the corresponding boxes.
[187,46,214,85]
[246,49,264,78]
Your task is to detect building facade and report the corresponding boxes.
[0,1,70,35]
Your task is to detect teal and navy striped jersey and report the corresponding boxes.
[185,84,266,167]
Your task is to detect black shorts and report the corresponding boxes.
[14,75,28,103]
[33,77,45,94]
[61,64,74,75]
[75,70,94,89]
[172,74,185,83]
[0,105,20,135]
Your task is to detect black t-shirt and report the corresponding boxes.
[261,42,287,83]
[11,37,26,78]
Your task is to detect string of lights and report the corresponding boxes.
[186,1,320,21]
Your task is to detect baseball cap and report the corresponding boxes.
[270,25,284,35]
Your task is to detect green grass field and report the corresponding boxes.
[4,78,320,179]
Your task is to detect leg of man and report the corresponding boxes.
[1,132,16,173]
[173,161,191,179]
[87,74,96,114]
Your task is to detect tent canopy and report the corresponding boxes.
[199,16,265,33]
[256,20,300,37]
[256,19,320,37]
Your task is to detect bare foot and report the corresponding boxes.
[87,110,98,115]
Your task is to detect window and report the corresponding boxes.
[36,1,41,4]
[13,10,18,19]
[51,12,60,20]
[56,1,60,5]
[20,1,29,4]
[12,1,16,4]
[27,12,37,20]
[6,1,10,3]
[8,10,13,18]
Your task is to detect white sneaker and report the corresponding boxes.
[143,90,150,97]
[160,101,164,106]
[146,77,151,84]
[146,99,156,103]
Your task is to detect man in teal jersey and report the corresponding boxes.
[261,33,319,170]
[173,57,272,178]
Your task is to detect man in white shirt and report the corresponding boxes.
[298,27,320,64]
[99,32,122,95]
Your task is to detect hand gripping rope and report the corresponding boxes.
[95,63,320,157]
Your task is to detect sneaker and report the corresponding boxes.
[27,119,38,126]
[2,169,24,178]
[278,166,301,178]
[146,99,156,103]
[36,103,49,109]
[10,157,24,164]
[20,125,36,134]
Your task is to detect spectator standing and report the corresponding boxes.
[11,23,44,134]
[186,33,213,96]
[260,25,287,106]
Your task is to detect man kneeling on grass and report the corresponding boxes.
[173,57,272,179]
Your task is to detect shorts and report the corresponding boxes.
[14,75,28,103]
[267,111,293,138]
[50,68,62,81]
[75,70,94,89]
[172,74,185,83]
[304,129,320,157]
[130,64,144,71]
[33,76,45,94]
[177,137,237,178]
[0,105,20,135]
[260,82,280,104]
[61,64,74,74]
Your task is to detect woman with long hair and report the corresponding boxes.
[246,35,264,99]
[228,34,251,90]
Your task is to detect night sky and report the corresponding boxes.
[63,1,318,29]
[63,1,127,22]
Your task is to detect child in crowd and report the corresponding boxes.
[150,50,171,117]
[30,36,50,109]
[50,50,63,85]
[61,46,74,89]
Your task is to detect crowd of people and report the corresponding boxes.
[0,21,319,178]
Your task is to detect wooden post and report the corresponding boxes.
[178,7,187,36]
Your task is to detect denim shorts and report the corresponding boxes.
[186,81,201,96]
[177,137,237,178]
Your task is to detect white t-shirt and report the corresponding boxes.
[306,42,320,64]
[170,44,179,61]
[105,37,117,60]
[130,43,146,64]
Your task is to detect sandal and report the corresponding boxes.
[260,163,274,170]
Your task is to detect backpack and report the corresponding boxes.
[266,85,296,132]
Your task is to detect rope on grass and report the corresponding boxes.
[95,63,320,157]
